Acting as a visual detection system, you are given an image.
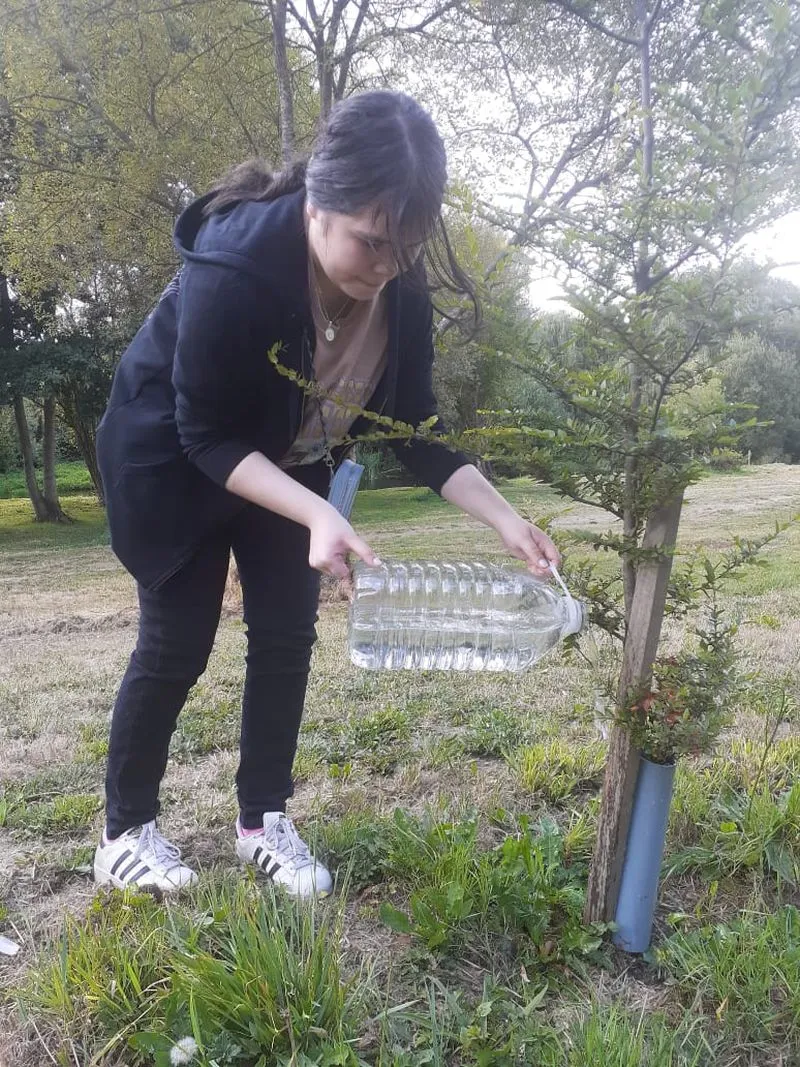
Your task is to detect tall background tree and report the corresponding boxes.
[1,0,304,513]
[717,266,800,463]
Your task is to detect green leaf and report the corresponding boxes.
[764,841,797,885]
[127,1032,174,1067]
[378,902,413,934]
[446,882,465,909]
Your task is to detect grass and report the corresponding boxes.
[0,460,96,500]
[665,781,800,886]
[376,809,610,969]
[75,722,111,764]
[0,493,107,550]
[654,906,800,1047]
[171,692,242,761]
[13,874,715,1066]
[0,792,102,838]
[511,740,607,802]
[2,464,800,1066]
[462,706,529,757]
[668,735,800,845]
[552,1003,713,1066]
[20,880,371,1066]
[306,705,415,776]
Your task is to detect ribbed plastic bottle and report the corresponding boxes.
[348,560,585,672]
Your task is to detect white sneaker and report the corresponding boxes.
[235,813,332,899]
[93,820,198,893]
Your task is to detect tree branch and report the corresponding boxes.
[544,0,640,47]
[286,0,318,44]
[334,0,370,100]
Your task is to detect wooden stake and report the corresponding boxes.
[584,492,684,923]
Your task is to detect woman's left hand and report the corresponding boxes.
[438,465,561,579]
[495,514,561,579]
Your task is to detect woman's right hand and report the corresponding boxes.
[308,503,380,582]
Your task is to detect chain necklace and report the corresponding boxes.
[302,332,337,472]
[314,390,337,472]
[311,265,355,342]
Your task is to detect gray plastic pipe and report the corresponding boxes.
[613,755,676,953]
[328,458,364,520]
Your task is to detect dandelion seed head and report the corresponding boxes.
[169,1035,199,1065]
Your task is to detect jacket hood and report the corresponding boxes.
[173,187,311,299]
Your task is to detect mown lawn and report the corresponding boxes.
[0,465,799,1066]
[0,460,96,501]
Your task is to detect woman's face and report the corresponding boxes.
[306,202,423,302]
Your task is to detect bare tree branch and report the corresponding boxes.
[544,0,639,47]
[286,0,318,45]
[334,0,370,101]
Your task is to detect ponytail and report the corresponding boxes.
[202,159,308,217]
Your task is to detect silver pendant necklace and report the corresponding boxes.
[312,266,354,342]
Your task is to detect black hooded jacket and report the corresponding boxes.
[97,187,471,589]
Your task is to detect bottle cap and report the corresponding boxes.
[561,596,585,636]
[549,565,585,637]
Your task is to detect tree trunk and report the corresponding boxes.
[268,0,296,161]
[42,395,72,523]
[75,417,103,504]
[4,271,70,523]
[282,0,370,122]
[12,395,49,521]
[318,0,347,119]
[58,388,104,503]
[318,50,334,119]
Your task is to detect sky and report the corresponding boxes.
[741,211,800,286]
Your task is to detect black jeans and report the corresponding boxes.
[104,482,322,838]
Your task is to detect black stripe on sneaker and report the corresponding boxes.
[118,857,142,881]
[110,849,132,876]
[266,860,282,878]
[252,846,263,867]
[128,864,151,884]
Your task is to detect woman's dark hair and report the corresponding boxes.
[204,91,480,328]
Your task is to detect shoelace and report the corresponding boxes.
[134,822,182,872]
[267,814,313,870]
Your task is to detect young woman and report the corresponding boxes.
[95,90,560,898]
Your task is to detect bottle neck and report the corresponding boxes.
[548,565,584,637]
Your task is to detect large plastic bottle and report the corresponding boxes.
[348,560,585,672]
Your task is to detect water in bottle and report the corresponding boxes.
[348,559,585,672]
